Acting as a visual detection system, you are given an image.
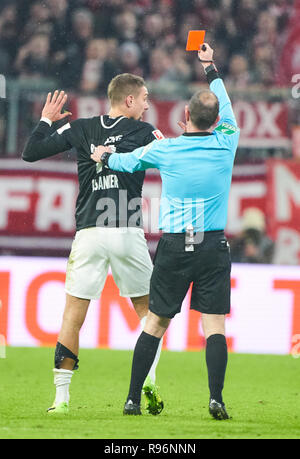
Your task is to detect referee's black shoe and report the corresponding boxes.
[209,399,230,420]
[123,399,142,415]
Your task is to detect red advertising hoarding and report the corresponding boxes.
[0,256,300,355]
[0,159,267,255]
[2,160,300,264]
[69,97,290,149]
[267,160,300,265]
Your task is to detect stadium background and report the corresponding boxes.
[0,0,300,356]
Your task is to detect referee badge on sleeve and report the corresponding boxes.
[215,122,237,135]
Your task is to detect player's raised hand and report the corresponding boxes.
[41,90,72,122]
[91,145,112,163]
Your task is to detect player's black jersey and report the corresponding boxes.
[22,115,161,230]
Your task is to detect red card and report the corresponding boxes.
[186,30,206,51]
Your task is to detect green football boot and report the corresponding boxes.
[142,376,164,415]
[47,402,69,414]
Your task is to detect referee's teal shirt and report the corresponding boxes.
[108,77,240,233]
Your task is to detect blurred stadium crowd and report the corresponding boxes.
[0,0,298,265]
[0,0,294,94]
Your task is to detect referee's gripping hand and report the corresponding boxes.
[91,145,112,163]
[198,43,214,69]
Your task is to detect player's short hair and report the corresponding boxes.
[108,73,145,106]
[188,90,219,130]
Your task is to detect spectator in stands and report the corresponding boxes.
[168,46,193,83]
[230,0,257,52]
[253,10,278,49]
[1,0,295,88]
[177,13,200,49]
[113,10,138,43]
[159,6,176,48]
[251,44,276,86]
[47,0,68,21]
[21,1,52,42]
[230,208,275,264]
[119,41,143,77]
[80,38,120,94]
[80,38,108,93]
[225,54,253,89]
[71,8,95,45]
[147,47,173,82]
[0,2,18,74]
[47,0,70,56]
[106,38,119,63]
[250,11,278,86]
[14,33,51,79]
[140,12,165,69]
[53,8,95,89]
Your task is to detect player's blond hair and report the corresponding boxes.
[108,73,145,106]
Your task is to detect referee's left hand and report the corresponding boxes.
[91,145,112,163]
[177,121,187,132]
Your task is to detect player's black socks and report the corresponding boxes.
[127,331,161,405]
[205,334,228,404]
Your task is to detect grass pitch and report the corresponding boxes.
[0,347,299,439]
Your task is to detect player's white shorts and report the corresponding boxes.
[65,227,153,300]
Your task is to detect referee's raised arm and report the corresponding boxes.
[199,43,238,128]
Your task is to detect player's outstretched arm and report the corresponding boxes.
[199,44,238,128]
[22,90,72,162]
[91,142,159,173]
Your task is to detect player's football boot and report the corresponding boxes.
[209,399,230,420]
[142,376,164,415]
[47,402,69,414]
[123,399,142,415]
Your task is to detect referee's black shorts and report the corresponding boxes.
[149,230,231,318]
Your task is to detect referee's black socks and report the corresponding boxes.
[205,333,228,405]
[127,331,161,405]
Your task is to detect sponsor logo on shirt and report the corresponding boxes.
[104,135,123,145]
[92,175,119,192]
[152,129,164,140]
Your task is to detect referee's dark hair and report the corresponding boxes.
[188,90,219,130]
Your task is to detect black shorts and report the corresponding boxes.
[149,231,231,318]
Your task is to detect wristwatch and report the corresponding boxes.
[101,151,112,169]
[204,63,220,84]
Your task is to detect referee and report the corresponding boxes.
[92,43,240,420]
